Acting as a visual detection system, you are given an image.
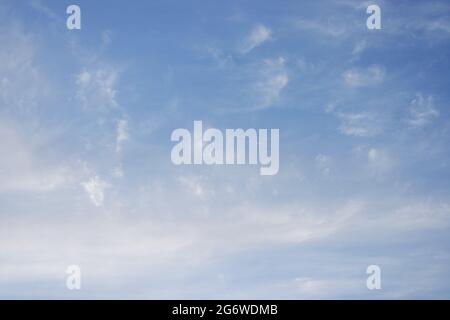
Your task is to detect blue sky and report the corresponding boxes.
[1,0,450,299]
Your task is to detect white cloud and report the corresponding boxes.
[424,19,450,34]
[387,201,450,230]
[295,18,347,37]
[343,65,385,87]
[178,176,212,199]
[315,154,332,176]
[337,112,381,137]
[116,119,129,154]
[283,276,365,299]
[29,0,58,20]
[0,191,366,297]
[407,94,439,128]
[0,26,49,114]
[348,199,450,235]
[239,24,272,54]
[206,46,233,67]
[2,161,449,298]
[294,277,328,295]
[207,199,364,248]
[351,40,368,60]
[253,57,289,109]
[0,215,194,286]
[324,104,336,114]
[0,120,71,192]
[112,165,124,178]
[76,68,119,111]
[81,176,109,207]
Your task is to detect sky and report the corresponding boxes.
[1,0,450,299]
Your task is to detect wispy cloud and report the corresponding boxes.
[253,57,289,109]
[115,119,129,154]
[342,65,385,87]
[351,40,368,60]
[0,25,50,114]
[407,94,439,128]
[81,175,109,207]
[178,175,212,199]
[0,120,72,192]
[294,18,348,38]
[239,24,272,54]
[315,154,332,176]
[326,108,382,138]
[76,68,119,111]
[29,0,58,20]
[206,46,233,67]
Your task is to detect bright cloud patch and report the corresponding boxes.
[81,176,109,207]
[253,57,289,109]
[407,94,439,128]
[76,68,119,111]
[239,24,272,54]
[331,111,381,137]
[343,65,385,87]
